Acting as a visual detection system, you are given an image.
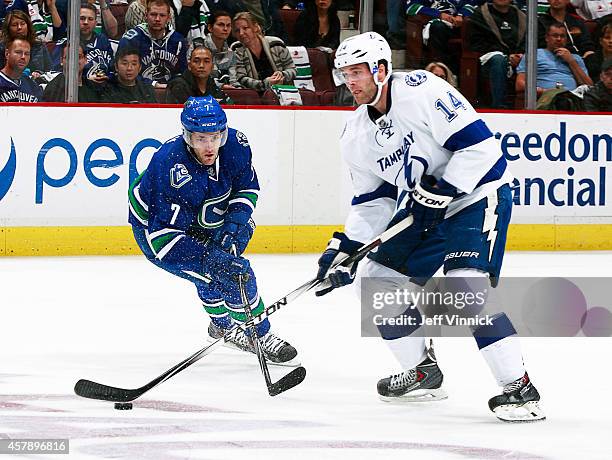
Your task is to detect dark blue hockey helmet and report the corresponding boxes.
[181,96,228,147]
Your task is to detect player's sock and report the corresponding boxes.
[377,341,447,402]
[472,313,526,385]
[488,373,546,422]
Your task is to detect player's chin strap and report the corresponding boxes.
[366,69,392,107]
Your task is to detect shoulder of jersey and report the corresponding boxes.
[149,135,185,169]
[225,128,251,150]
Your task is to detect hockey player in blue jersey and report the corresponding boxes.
[128,95,298,365]
[315,32,544,422]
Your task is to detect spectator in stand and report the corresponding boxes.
[516,22,593,96]
[570,0,612,21]
[468,0,526,108]
[52,0,119,40]
[386,0,406,49]
[0,9,51,79]
[74,3,114,83]
[102,46,157,103]
[583,56,612,110]
[204,10,237,88]
[36,0,65,43]
[172,0,211,41]
[293,0,340,49]
[538,0,595,58]
[125,0,175,32]
[21,0,52,42]
[118,0,187,89]
[43,42,102,101]
[586,23,612,81]
[406,0,480,72]
[167,41,233,103]
[231,11,296,92]
[242,0,287,41]
[0,37,42,101]
[425,61,457,86]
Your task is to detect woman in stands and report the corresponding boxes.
[231,11,296,92]
[0,10,52,79]
[293,0,340,49]
[425,61,458,88]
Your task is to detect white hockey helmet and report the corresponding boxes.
[333,31,392,106]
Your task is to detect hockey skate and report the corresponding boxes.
[377,345,447,402]
[488,373,546,422]
[208,322,300,367]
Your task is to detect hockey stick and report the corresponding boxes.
[74,215,413,403]
[238,273,306,396]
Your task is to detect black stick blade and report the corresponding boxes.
[74,379,140,402]
[268,366,306,397]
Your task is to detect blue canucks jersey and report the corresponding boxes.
[54,34,114,78]
[118,24,187,84]
[0,71,42,102]
[128,128,259,273]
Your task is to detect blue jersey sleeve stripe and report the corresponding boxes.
[475,156,507,189]
[351,182,397,206]
[443,119,493,152]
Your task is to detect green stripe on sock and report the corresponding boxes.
[203,304,228,316]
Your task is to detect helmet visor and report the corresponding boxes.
[189,131,223,150]
[333,65,376,86]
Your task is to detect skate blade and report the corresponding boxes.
[379,388,448,403]
[493,401,546,422]
[267,357,302,368]
[207,336,302,367]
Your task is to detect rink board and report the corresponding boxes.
[0,105,611,255]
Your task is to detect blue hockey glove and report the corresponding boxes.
[406,178,456,232]
[203,243,251,286]
[215,217,256,255]
[315,232,363,297]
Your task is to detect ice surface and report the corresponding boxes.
[1,252,611,459]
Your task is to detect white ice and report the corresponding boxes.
[1,252,611,460]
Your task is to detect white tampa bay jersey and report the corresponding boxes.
[340,70,512,243]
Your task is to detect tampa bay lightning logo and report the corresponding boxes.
[0,138,17,201]
[170,163,192,189]
[236,131,249,147]
[405,71,427,87]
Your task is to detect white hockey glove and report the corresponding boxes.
[315,232,363,297]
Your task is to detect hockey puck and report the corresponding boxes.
[114,402,133,410]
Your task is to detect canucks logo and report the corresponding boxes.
[0,138,17,202]
[170,163,192,189]
[236,131,249,147]
[405,71,427,87]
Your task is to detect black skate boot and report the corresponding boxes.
[488,373,546,422]
[208,322,300,367]
[377,344,447,402]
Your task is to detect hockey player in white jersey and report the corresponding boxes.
[315,32,545,422]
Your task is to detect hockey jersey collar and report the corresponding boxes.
[137,23,173,43]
